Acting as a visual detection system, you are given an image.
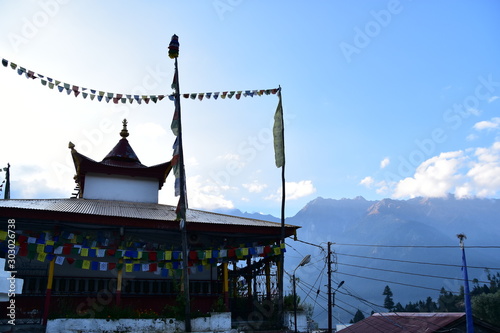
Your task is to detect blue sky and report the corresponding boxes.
[0,0,499,217]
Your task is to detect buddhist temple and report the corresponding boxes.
[0,119,299,330]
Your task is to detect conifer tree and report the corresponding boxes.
[350,309,365,323]
[383,285,395,311]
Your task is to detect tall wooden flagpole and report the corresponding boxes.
[273,86,285,328]
[169,34,191,332]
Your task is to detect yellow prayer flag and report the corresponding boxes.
[37,244,45,253]
[82,260,90,269]
[80,248,89,257]
[126,263,133,272]
[165,251,172,260]
[37,252,47,262]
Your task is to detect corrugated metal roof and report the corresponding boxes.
[338,312,467,333]
[0,199,297,229]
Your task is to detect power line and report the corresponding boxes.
[331,282,464,332]
[298,273,400,330]
[339,285,463,332]
[334,243,500,249]
[336,252,500,270]
[295,279,363,330]
[297,268,457,332]
[306,277,462,333]
[294,238,500,269]
[335,271,459,293]
[293,238,327,251]
[337,288,385,312]
[337,262,492,285]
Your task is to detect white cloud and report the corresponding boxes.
[375,181,391,195]
[11,178,69,199]
[392,151,465,198]
[134,122,167,138]
[488,96,499,103]
[219,153,240,161]
[160,175,235,211]
[186,156,199,167]
[473,117,500,131]
[466,134,478,141]
[380,157,390,169]
[285,180,316,200]
[360,176,374,188]
[242,181,267,193]
[266,180,316,201]
[465,142,500,196]
[363,141,500,199]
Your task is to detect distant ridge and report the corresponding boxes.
[213,195,500,326]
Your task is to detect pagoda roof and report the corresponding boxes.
[102,137,145,167]
[69,119,171,192]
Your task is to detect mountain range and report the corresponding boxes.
[216,195,500,326]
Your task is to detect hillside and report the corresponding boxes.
[221,195,500,326]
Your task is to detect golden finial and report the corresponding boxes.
[120,119,129,138]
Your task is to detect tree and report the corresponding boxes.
[437,287,462,312]
[383,285,395,311]
[393,302,404,312]
[472,290,500,326]
[350,309,365,323]
[404,301,418,312]
[414,297,437,312]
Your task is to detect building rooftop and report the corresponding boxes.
[0,198,298,236]
[338,312,500,333]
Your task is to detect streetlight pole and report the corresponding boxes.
[327,242,332,333]
[332,281,345,310]
[293,254,311,333]
[293,274,297,333]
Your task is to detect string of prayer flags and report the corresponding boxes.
[0,229,285,275]
[2,56,278,105]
